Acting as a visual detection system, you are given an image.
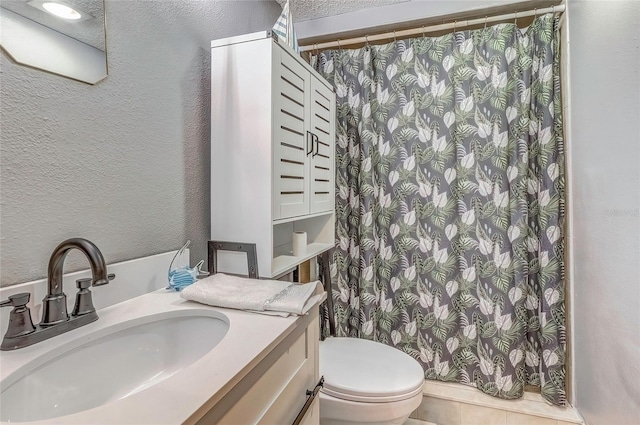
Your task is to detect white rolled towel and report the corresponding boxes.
[180,273,323,316]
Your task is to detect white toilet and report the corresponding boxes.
[319,337,425,425]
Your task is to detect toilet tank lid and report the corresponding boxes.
[319,337,424,401]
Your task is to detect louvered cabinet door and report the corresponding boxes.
[309,77,335,214]
[273,48,311,220]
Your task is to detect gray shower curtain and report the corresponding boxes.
[313,14,566,406]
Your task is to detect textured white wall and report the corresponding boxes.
[568,1,640,424]
[0,0,281,287]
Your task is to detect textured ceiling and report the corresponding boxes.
[276,0,408,22]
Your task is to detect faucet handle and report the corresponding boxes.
[0,293,36,339]
[72,278,96,316]
[76,277,93,290]
[0,293,31,309]
[73,273,114,316]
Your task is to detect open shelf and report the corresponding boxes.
[272,212,335,278]
[272,242,334,278]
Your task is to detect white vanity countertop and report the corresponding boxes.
[0,289,325,425]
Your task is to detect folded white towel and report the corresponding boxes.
[180,273,324,317]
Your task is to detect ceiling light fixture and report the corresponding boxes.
[42,2,81,20]
[27,0,93,22]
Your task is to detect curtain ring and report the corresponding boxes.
[514,11,518,26]
[453,20,457,33]
[337,39,342,51]
[365,35,370,47]
[534,8,538,19]
[422,25,426,39]
[393,30,397,42]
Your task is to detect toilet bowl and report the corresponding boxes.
[319,337,425,425]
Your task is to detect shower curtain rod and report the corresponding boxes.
[299,4,565,52]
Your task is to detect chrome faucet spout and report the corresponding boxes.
[41,238,109,326]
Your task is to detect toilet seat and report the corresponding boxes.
[319,337,424,403]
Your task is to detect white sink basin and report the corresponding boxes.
[0,309,229,423]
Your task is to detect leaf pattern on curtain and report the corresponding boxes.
[313,14,566,405]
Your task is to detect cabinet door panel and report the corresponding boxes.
[280,160,305,176]
[281,96,305,121]
[214,328,308,424]
[281,77,305,106]
[258,317,318,425]
[279,146,306,165]
[280,112,305,135]
[309,78,335,214]
[281,57,306,90]
[273,48,311,220]
[280,176,306,193]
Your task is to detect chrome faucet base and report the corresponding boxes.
[1,311,98,351]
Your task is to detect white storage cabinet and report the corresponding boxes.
[210,31,336,278]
